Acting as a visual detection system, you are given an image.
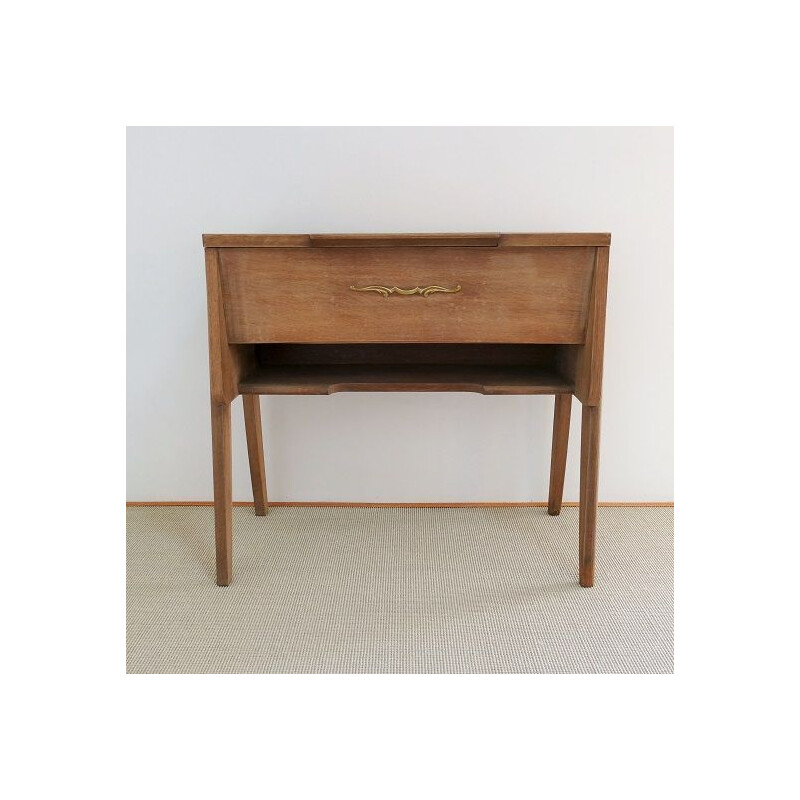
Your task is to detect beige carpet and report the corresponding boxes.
[126,506,673,674]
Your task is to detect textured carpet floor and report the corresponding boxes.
[126,506,673,674]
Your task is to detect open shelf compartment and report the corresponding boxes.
[238,344,575,396]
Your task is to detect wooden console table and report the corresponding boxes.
[204,233,610,587]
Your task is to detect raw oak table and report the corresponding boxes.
[204,233,610,586]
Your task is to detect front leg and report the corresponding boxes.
[211,400,233,586]
[579,403,601,588]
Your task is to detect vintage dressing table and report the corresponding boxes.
[204,233,609,587]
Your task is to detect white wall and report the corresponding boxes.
[127,127,672,502]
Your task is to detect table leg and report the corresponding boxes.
[579,403,601,588]
[548,393,572,515]
[243,394,268,516]
[211,400,232,586]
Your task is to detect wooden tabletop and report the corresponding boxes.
[202,233,612,248]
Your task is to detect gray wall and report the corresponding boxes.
[127,127,673,501]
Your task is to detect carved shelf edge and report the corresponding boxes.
[239,364,574,396]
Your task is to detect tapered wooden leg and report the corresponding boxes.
[548,393,572,515]
[243,394,268,516]
[211,401,233,586]
[579,404,601,587]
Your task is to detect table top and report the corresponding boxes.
[202,233,611,248]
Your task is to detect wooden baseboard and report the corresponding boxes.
[126,500,674,508]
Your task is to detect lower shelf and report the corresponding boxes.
[239,364,573,396]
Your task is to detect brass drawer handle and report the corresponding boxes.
[350,284,462,298]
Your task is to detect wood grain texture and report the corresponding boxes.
[579,403,601,587]
[499,233,610,247]
[548,394,572,515]
[204,234,312,248]
[219,246,596,344]
[559,246,609,405]
[242,395,268,515]
[203,233,611,248]
[203,233,612,588]
[239,364,572,396]
[310,233,500,247]
[211,402,233,586]
[205,248,252,403]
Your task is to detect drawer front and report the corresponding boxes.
[218,246,596,344]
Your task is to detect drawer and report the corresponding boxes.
[218,246,596,344]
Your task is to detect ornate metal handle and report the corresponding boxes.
[349,284,462,298]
